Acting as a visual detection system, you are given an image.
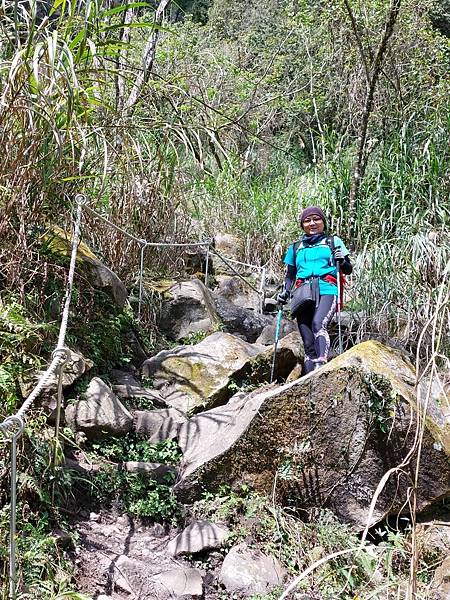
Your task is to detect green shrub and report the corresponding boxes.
[89,468,180,522]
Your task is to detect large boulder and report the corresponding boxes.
[142,332,301,414]
[256,316,298,346]
[39,349,93,391]
[43,226,128,307]
[418,373,450,455]
[65,377,133,439]
[156,279,220,341]
[211,233,246,275]
[167,521,229,556]
[111,370,167,408]
[21,349,93,401]
[134,408,187,443]
[215,275,262,312]
[219,543,284,595]
[176,341,450,528]
[151,567,203,598]
[213,295,272,342]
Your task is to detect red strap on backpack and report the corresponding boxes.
[322,274,346,310]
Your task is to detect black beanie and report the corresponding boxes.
[299,206,326,228]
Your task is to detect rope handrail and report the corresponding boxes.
[0,195,83,600]
[80,199,267,312]
[0,192,266,599]
[81,202,211,248]
[12,199,82,421]
[81,200,265,269]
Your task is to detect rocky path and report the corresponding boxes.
[73,512,213,599]
[61,273,450,600]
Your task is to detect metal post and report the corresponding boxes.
[204,245,210,288]
[336,263,343,354]
[259,267,266,314]
[270,307,283,383]
[138,241,147,321]
[3,416,25,600]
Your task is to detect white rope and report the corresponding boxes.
[0,195,82,600]
[81,202,144,244]
[208,247,263,295]
[80,199,266,309]
[213,252,266,272]
[82,202,211,247]
[14,197,82,420]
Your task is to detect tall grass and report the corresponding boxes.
[188,113,450,356]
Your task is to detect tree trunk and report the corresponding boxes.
[347,0,402,240]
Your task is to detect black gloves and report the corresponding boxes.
[334,247,353,275]
[333,247,345,263]
[276,289,290,305]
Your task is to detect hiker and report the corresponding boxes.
[277,206,352,374]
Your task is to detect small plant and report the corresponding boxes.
[89,467,180,522]
[180,330,208,345]
[121,395,157,411]
[84,436,182,522]
[247,590,283,600]
[363,372,396,433]
[87,435,182,465]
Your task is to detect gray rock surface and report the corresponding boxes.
[215,275,262,311]
[65,377,133,439]
[219,543,284,594]
[141,331,300,414]
[431,556,450,600]
[211,233,246,275]
[152,567,203,598]
[157,279,219,341]
[213,295,271,342]
[270,331,303,379]
[134,408,187,442]
[142,332,266,414]
[112,369,166,408]
[167,521,229,556]
[34,349,93,393]
[176,341,450,528]
[44,227,128,307]
[256,316,297,346]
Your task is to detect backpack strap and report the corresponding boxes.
[326,235,335,265]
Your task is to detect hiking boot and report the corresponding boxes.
[313,358,327,371]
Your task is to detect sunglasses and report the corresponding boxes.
[302,216,323,225]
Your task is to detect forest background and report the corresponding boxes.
[0,0,449,597]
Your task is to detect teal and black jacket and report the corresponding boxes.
[283,234,352,297]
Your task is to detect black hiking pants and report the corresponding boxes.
[296,294,337,374]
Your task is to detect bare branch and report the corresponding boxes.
[124,0,171,112]
[342,0,371,86]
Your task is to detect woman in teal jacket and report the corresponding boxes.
[277,206,352,374]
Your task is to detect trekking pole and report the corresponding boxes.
[270,305,283,383]
[336,260,343,355]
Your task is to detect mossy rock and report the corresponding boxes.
[176,340,450,528]
[42,226,128,307]
[142,331,301,414]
